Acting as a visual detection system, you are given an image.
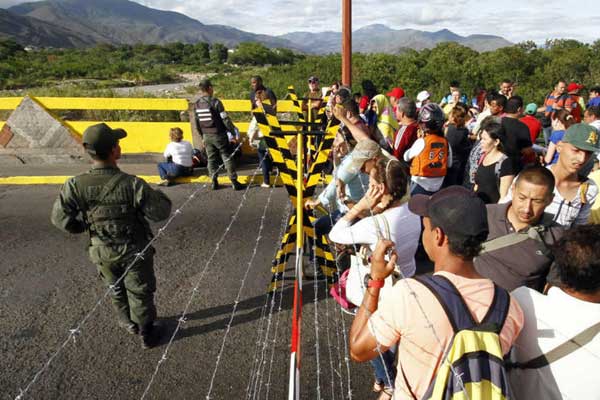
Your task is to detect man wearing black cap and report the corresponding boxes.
[193,78,244,190]
[51,123,172,348]
[348,186,523,399]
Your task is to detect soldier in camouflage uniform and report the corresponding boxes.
[192,78,244,190]
[51,123,172,349]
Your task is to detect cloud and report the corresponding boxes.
[1,0,599,44]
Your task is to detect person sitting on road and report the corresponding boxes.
[157,127,193,186]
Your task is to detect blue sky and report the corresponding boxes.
[2,0,599,44]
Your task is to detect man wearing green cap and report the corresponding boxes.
[546,123,599,227]
[51,123,172,348]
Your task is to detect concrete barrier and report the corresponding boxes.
[0,96,300,162]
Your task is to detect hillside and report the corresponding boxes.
[279,24,512,53]
[0,8,98,47]
[3,0,512,53]
[7,0,297,49]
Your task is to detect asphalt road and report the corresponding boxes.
[0,180,376,400]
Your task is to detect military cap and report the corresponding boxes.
[82,123,126,155]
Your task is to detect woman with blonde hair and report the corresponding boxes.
[157,127,193,186]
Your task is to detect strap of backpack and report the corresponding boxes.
[509,321,600,369]
[480,213,554,255]
[414,275,477,333]
[580,181,589,205]
[478,284,510,334]
[88,172,128,215]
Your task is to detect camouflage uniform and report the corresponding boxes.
[51,165,172,336]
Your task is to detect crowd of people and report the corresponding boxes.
[51,75,600,397]
[306,77,600,399]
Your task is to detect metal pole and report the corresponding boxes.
[288,126,304,400]
[342,0,352,87]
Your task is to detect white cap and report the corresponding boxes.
[416,90,431,108]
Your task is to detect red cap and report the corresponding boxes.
[386,87,405,99]
[567,82,583,92]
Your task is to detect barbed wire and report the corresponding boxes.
[12,138,250,399]
[345,157,471,400]
[310,230,322,400]
[139,158,261,399]
[252,204,292,400]
[204,169,281,399]
[325,201,353,400]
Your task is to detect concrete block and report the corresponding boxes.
[1,96,84,164]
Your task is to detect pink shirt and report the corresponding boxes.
[369,271,524,399]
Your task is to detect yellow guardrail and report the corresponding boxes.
[0,97,300,153]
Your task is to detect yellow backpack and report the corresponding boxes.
[404,275,512,400]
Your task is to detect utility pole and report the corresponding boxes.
[342,0,351,87]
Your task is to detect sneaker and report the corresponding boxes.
[211,177,219,190]
[158,179,171,187]
[118,320,139,335]
[260,183,271,188]
[231,179,245,191]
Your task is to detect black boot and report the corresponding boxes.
[211,176,219,190]
[140,321,164,349]
[231,178,245,191]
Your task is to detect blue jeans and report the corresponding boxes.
[371,346,397,388]
[314,209,343,237]
[542,126,552,147]
[157,162,192,180]
[258,147,272,185]
[410,181,436,196]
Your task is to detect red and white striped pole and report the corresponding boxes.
[288,120,304,400]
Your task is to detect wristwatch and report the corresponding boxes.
[364,274,385,289]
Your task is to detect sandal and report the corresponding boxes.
[377,387,394,400]
[372,380,384,393]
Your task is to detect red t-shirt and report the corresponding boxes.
[393,121,419,159]
[519,115,542,144]
[359,95,370,112]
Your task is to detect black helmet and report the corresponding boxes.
[418,103,445,132]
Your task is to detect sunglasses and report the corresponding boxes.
[308,79,319,83]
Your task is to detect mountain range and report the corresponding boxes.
[1,0,512,53]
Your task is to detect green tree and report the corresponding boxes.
[209,43,228,64]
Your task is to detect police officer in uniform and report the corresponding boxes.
[51,123,172,348]
[193,78,244,190]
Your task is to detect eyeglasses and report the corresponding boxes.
[308,79,319,83]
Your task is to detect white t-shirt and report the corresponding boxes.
[329,203,421,277]
[404,137,453,192]
[510,287,600,400]
[163,140,193,167]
